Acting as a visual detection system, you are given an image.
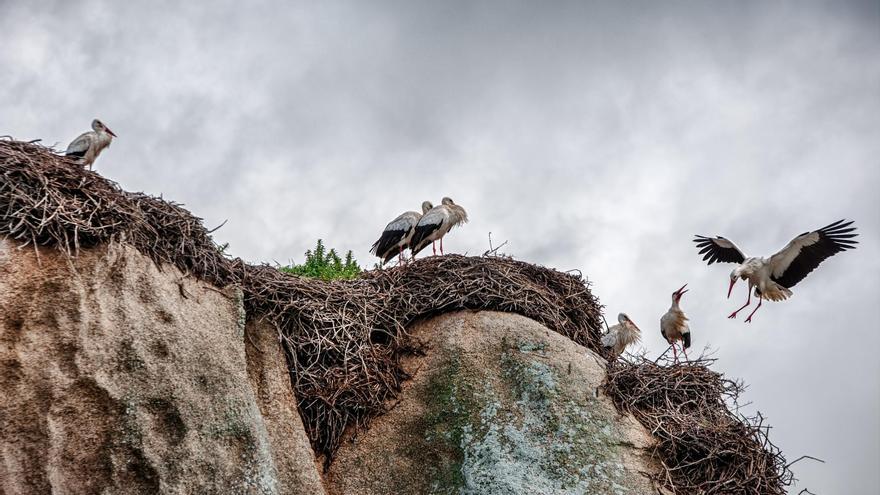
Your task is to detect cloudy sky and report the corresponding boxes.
[3,0,878,491]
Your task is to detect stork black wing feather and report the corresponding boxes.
[771,220,859,289]
[692,235,747,265]
[370,229,407,261]
[410,223,441,256]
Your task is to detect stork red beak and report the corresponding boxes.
[106,127,117,137]
[727,279,736,298]
[675,283,688,297]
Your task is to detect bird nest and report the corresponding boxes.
[603,355,793,494]
[242,254,604,463]
[1,137,792,490]
[0,138,237,285]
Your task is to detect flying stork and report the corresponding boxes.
[600,313,641,359]
[370,201,433,265]
[694,220,859,322]
[410,197,469,257]
[660,284,691,362]
[65,119,117,170]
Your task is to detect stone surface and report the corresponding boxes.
[326,310,664,495]
[0,240,325,495]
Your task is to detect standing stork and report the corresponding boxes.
[694,220,858,322]
[601,313,641,359]
[660,284,691,362]
[65,119,117,170]
[370,201,433,265]
[410,197,468,257]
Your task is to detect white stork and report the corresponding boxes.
[601,313,641,359]
[660,284,691,362]
[694,220,859,322]
[370,201,433,265]
[410,197,468,257]
[65,119,117,170]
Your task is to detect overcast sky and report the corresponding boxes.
[3,0,878,492]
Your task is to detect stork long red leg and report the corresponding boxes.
[728,287,752,319]
[440,236,444,255]
[672,344,678,363]
[432,241,437,256]
[682,346,689,361]
[744,295,763,323]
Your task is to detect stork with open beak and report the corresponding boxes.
[370,201,433,265]
[65,119,117,170]
[694,220,859,322]
[660,284,691,362]
[600,312,641,359]
[409,197,468,258]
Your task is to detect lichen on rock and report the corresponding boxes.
[326,311,662,495]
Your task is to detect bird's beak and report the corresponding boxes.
[727,279,736,298]
[675,283,688,297]
[106,127,117,137]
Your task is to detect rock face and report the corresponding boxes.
[327,311,663,495]
[0,240,324,495]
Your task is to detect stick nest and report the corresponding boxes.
[603,355,793,494]
[1,138,790,491]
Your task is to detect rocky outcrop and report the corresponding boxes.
[326,311,665,495]
[0,240,324,495]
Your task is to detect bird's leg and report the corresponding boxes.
[672,344,678,363]
[682,346,689,361]
[440,236,444,255]
[744,295,763,323]
[432,241,437,256]
[728,286,752,319]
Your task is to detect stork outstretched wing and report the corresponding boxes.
[768,220,858,289]
[693,235,747,265]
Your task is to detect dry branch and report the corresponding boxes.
[603,355,792,494]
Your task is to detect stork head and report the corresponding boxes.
[441,197,455,205]
[671,283,688,304]
[421,201,434,213]
[728,267,745,298]
[617,313,641,333]
[92,119,117,137]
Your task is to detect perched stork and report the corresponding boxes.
[660,284,691,362]
[694,220,858,322]
[65,119,117,170]
[601,313,641,359]
[370,201,433,265]
[410,197,468,257]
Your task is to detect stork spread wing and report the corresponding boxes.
[409,207,449,255]
[692,235,747,265]
[65,132,92,157]
[768,219,858,289]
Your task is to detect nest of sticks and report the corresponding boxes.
[2,138,792,489]
[603,355,792,494]
[0,138,236,285]
[242,254,604,463]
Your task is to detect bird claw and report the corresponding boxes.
[727,312,738,319]
[744,316,753,323]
